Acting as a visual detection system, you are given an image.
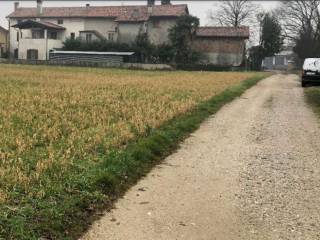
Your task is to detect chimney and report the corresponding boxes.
[161,0,171,5]
[86,3,90,7]
[147,0,155,6]
[14,2,19,11]
[37,0,43,15]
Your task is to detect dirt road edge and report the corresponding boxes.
[61,73,270,239]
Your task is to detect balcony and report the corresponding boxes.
[12,20,65,60]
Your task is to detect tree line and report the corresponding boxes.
[210,0,320,70]
[64,0,320,69]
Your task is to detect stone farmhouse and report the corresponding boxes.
[7,0,249,66]
[0,26,8,58]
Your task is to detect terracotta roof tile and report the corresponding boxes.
[196,26,249,38]
[8,5,188,22]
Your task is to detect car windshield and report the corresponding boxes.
[303,59,320,70]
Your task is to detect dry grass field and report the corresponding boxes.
[0,64,266,239]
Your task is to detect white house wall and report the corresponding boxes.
[9,19,19,55]
[84,18,118,39]
[18,39,46,59]
[44,18,85,39]
[9,17,85,59]
[47,39,64,54]
[9,16,175,59]
[118,22,145,44]
[18,38,63,60]
[148,18,175,45]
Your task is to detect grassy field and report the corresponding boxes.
[0,64,267,239]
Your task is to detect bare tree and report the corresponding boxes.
[279,0,320,41]
[278,0,320,58]
[208,0,257,27]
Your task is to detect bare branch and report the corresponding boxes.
[208,0,258,27]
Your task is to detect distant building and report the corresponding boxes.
[193,27,249,66]
[0,26,8,58]
[7,0,250,67]
[262,49,296,71]
[7,0,188,60]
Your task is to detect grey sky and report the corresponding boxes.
[0,1,279,28]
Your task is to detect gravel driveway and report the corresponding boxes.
[82,74,320,240]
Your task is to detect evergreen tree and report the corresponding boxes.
[260,13,283,57]
[168,15,200,64]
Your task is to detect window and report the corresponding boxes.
[48,32,57,40]
[14,49,18,59]
[70,32,75,40]
[86,33,92,42]
[57,19,63,25]
[16,32,19,42]
[153,20,160,28]
[27,49,38,60]
[32,30,44,39]
[108,32,115,42]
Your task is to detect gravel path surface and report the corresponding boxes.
[81,74,320,240]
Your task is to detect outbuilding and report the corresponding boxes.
[49,50,135,67]
[192,26,249,67]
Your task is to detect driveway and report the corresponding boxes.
[82,74,320,240]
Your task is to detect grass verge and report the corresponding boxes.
[305,87,320,116]
[2,73,268,239]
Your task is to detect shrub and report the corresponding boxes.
[62,15,201,65]
[62,38,131,52]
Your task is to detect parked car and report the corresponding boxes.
[302,58,320,87]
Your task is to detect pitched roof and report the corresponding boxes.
[12,20,66,30]
[196,26,249,38]
[8,5,188,22]
[0,26,8,33]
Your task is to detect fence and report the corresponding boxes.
[49,51,129,67]
[3,59,173,70]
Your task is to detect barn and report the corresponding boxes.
[192,26,249,67]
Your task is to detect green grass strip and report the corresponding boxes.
[2,73,268,240]
[305,87,320,116]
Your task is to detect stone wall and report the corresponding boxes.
[192,37,246,66]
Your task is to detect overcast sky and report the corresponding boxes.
[0,1,280,28]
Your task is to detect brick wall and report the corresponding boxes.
[192,37,245,54]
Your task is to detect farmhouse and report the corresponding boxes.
[7,0,188,60]
[193,27,249,67]
[0,26,8,58]
[7,0,249,66]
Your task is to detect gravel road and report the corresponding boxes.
[82,74,320,240]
